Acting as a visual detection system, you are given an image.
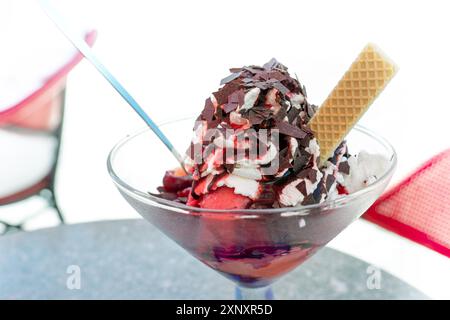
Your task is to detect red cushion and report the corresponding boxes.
[364,149,450,258]
[0,30,97,130]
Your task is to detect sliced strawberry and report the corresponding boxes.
[162,170,192,193]
[199,186,252,210]
[337,184,349,195]
[186,192,199,207]
[193,177,209,196]
[177,187,191,198]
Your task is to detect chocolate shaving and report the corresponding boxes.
[201,98,215,121]
[301,85,308,97]
[334,141,347,154]
[298,134,312,148]
[276,121,308,139]
[292,150,310,172]
[263,58,278,70]
[328,141,348,164]
[220,72,241,85]
[298,168,317,183]
[338,161,350,175]
[274,106,287,122]
[312,182,324,203]
[253,81,270,90]
[244,66,264,74]
[208,118,221,129]
[302,194,316,205]
[308,169,318,183]
[223,102,238,113]
[254,185,276,205]
[278,147,293,172]
[247,106,272,125]
[296,180,307,196]
[272,81,290,95]
[267,71,288,82]
[325,174,336,190]
[306,104,318,119]
[287,106,301,123]
[224,164,234,174]
[213,81,240,105]
[262,58,288,72]
[256,71,270,81]
[228,89,244,104]
[301,123,314,136]
[222,89,245,113]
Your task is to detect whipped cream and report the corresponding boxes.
[217,174,261,199]
[239,88,261,111]
[342,151,390,193]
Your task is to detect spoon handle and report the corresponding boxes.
[39,1,185,166]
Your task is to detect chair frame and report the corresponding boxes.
[0,30,96,234]
[0,90,65,233]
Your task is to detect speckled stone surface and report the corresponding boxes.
[0,219,426,299]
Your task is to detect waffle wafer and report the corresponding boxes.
[309,44,398,163]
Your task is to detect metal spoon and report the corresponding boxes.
[39,0,186,169]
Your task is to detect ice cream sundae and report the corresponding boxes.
[109,44,397,289]
[156,58,390,209]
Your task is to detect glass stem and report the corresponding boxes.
[235,286,274,300]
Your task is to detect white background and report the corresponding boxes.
[1,0,450,298]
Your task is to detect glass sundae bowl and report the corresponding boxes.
[107,117,396,299]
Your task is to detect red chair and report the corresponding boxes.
[364,148,450,258]
[0,31,96,233]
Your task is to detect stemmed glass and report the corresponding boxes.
[107,117,396,299]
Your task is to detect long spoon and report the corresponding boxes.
[39,0,186,168]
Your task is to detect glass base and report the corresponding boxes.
[235,286,274,300]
